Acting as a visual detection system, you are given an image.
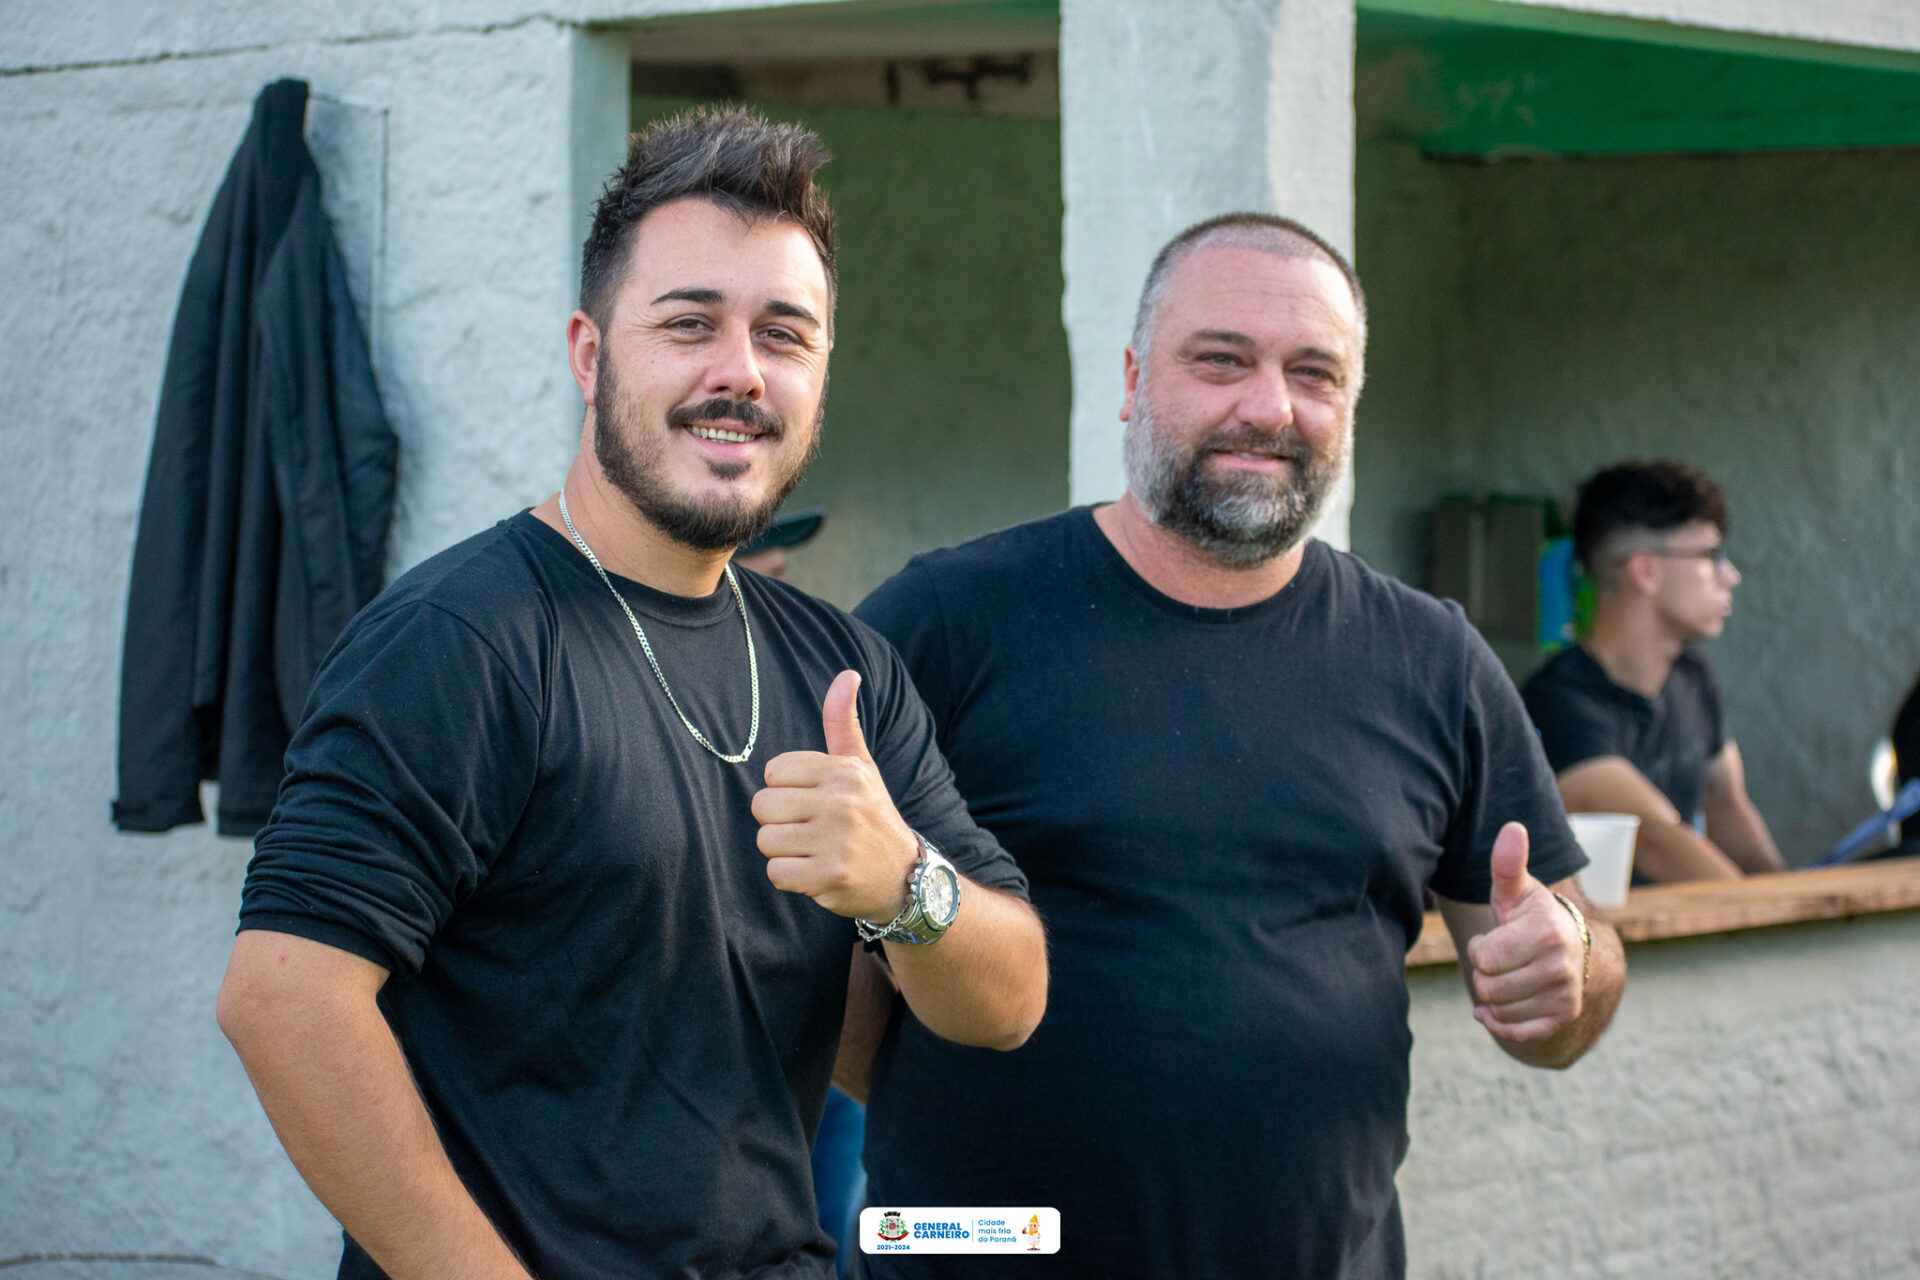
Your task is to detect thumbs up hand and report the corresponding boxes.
[1462,822,1587,1045]
[752,669,920,921]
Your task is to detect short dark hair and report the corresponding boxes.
[579,106,837,325]
[1131,212,1368,356]
[1573,460,1729,577]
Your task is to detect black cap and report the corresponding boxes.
[738,506,827,557]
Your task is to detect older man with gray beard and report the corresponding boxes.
[848,213,1624,1280]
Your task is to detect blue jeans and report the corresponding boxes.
[811,1087,868,1277]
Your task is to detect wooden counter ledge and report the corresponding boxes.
[1407,855,1920,969]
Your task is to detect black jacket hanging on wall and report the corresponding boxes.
[115,78,397,838]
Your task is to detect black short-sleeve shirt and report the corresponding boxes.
[852,508,1582,1280]
[1521,644,1725,826]
[241,512,1025,1280]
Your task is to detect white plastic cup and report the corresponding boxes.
[1567,813,1640,909]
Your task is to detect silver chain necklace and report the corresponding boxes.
[557,490,760,764]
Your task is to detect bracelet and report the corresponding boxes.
[1550,891,1592,991]
[855,834,928,945]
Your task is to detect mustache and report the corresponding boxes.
[666,397,784,437]
[1197,427,1311,462]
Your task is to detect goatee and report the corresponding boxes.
[592,361,822,552]
[1123,387,1345,567]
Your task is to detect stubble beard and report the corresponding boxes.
[592,359,823,553]
[1123,380,1348,568]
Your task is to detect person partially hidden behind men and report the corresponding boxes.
[735,504,825,580]
[1523,461,1787,881]
[215,107,1045,1280]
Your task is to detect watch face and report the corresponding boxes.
[921,863,960,927]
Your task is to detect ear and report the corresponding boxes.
[566,310,602,405]
[1620,549,1661,596]
[1120,346,1141,422]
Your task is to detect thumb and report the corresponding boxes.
[1488,821,1534,924]
[821,669,872,762]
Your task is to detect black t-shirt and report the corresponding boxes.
[1521,644,1725,827]
[852,508,1583,1280]
[241,512,1027,1280]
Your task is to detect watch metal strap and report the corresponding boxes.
[855,831,953,945]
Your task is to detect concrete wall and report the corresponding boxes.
[0,7,632,1270]
[1352,141,1920,863]
[1402,909,1920,1279]
[631,94,1072,609]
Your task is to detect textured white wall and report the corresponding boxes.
[1057,0,1357,545]
[1402,911,1920,1279]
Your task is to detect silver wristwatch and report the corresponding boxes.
[855,832,962,946]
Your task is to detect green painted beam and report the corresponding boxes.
[1359,0,1920,74]
[1357,12,1920,155]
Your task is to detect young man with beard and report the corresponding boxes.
[850,214,1624,1279]
[215,108,1046,1280]
[1523,462,1785,881]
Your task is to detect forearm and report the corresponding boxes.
[1631,818,1743,882]
[217,932,530,1280]
[1705,796,1786,874]
[884,881,1046,1051]
[1701,742,1785,874]
[1556,756,1741,882]
[833,944,897,1103]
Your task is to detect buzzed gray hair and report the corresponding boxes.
[1130,213,1368,361]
